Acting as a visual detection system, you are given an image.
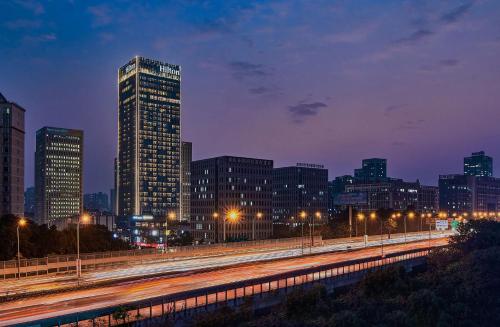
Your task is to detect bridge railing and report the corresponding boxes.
[18,246,441,327]
[0,236,321,280]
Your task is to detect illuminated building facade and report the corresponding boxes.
[439,174,500,214]
[0,93,25,217]
[191,156,273,243]
[181,141,192,222]
[464,151,493,177]
[35,127,83,226]
[272,164,328,223]
[117,57,181,224]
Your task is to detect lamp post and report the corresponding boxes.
[166,212,176,252]
[300,211,306,255]
[313,211,321,248]
[225,210,239,242]
[16,218,27,279]
[357,213,365,245]
[77,213,90,279]
[253,212,262,241]
[404,212,415,243]
[213,212,219,243]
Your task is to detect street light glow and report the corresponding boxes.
[300,211,307,219]
[257,212,263,219]
[18,218,27,227]
[81,214,90,223]
[228,210,239,221]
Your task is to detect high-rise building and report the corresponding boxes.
[117,56,181,221]
[191,156,273,243]
[464,151,493,177]
[84,192,109,211]
[110,157,118,215]
[272,163,328,223]
[439,174,500,214]
[354,158,387,182]
[0,93,25,217]
[24,186,35,217]
[35,127,83,226]
[181,141,192,222]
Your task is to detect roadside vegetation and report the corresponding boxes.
[0,214,130,261]
[191,220,500,327]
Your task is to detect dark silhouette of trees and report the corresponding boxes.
[0,214,130,261]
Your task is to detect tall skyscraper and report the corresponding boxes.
[464,151,493,177]
[354,158,387,182]
[117,56,181,220]
[272,163,328,223]
[35,127,83,226]
[191,156,273,243]
[181,141,192,222]
[0,93,25,217]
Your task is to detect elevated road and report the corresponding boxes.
[0,236,449,326]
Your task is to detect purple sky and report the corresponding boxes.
[1,0,500,193]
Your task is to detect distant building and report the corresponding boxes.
[110,157,118,215]
[84,192,109,211]
[54,210,116,232]
[439,174,500,214]
[191,156,273,243]
[464,151,492,177]
[35,127,83,226]
[117,56,181,221]
[24,186,35,217]
[272,163,328,223]
[354,158,387,182]
[181,141,192,222]
[328,175,354,217]
[0,93,25,217]
[345,178,438,213]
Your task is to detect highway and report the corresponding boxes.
[0,236,449,326]
[0,231,448,297]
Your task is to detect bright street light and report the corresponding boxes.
[17,218,27,279]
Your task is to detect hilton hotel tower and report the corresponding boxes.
[117,57,181,220]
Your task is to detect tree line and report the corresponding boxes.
[0,214,131,261]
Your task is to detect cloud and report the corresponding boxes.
[228,61,271,80]
[324,21,380,44]
[249,87,271,95]
[287,101,327,124]
[440,2,474,24]
[23,33,57,43]
[397,119,425,131]
[88,5,112,27]
[393,29,434,46]
[14,0,44,15]
[384,104,408,116]
[419,59,460,73]
[4,19,41,30]
[439,58,459,67]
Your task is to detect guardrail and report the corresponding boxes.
[17,246,437,327]
[0,236,322,280]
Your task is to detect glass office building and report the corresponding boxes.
[35,127,83,226]
[464,151,493,177]
[117,57,181,222]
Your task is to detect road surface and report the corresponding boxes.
[0,237,448,326]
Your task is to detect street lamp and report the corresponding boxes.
[313,211,321,247]
[404,212,415,243]
[213,212,219,243]
[300,211,307,254]
[16,218,27,279]
[253,212,263,241]
[165,211,176,251]
[357,213,366,246]
[224,210,239,242]
[77,213,90,279]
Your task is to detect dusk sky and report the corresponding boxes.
[1,0,499,193]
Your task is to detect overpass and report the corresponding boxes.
[0,235,449,326]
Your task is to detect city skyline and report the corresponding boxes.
[1,1,500,193]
